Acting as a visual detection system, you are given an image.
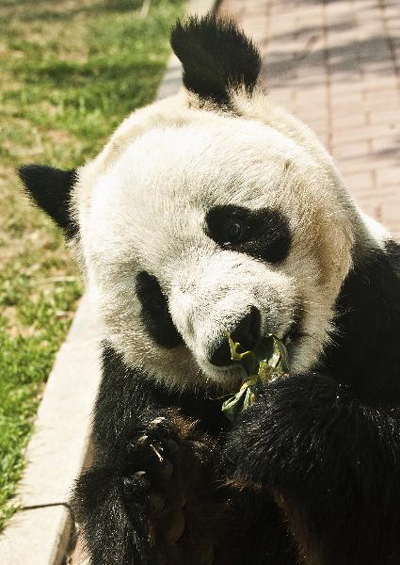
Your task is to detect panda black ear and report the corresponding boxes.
[18,164,77,238]
[170,14,261,106]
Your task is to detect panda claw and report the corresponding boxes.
[150,416,167,426]
[122,471,147,499]
[137,434,149,448]
[149,442,165,464]
[121,416,191,552]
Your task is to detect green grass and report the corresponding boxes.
[0,0,183,531]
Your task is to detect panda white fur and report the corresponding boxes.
[19,15,400,565]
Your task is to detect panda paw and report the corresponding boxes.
[122,416,186,544]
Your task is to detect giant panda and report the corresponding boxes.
[19,14,400,565]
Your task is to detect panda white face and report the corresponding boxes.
[77,111,355,392]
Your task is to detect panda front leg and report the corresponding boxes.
[70,342,232,565]
[72,408,224,565]
[221,372,400,565]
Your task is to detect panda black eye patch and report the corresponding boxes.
[135,271,183,348]
[205,205,291,263]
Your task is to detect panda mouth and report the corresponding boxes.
[209,307,304,374]
[206,302,304,376]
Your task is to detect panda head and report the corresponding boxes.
[19,15,373,393]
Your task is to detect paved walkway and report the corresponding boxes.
[219,0,400,239]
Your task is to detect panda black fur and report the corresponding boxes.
[19,15,400,565]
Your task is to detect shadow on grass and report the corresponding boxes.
[6,59,165,112]
[2,0,182,158]
[1,0,144,18]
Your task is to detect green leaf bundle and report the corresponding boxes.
[222,333,289,422]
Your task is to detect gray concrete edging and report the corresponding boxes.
[0,0,216,564]
[0,294,100,565]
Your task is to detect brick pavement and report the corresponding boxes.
[218,0,400,239]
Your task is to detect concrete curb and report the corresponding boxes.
[0,295,100,565]
[0,1,216,564]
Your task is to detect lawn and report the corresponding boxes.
[0,0,183,531]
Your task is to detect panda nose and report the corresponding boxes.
[209,306,261,367]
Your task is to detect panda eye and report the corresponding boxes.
[206,206,250,247]
[225,221,244,244]
[205,205,292,263]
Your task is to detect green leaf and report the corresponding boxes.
[221,332,289,422]
[221,378,258,423]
